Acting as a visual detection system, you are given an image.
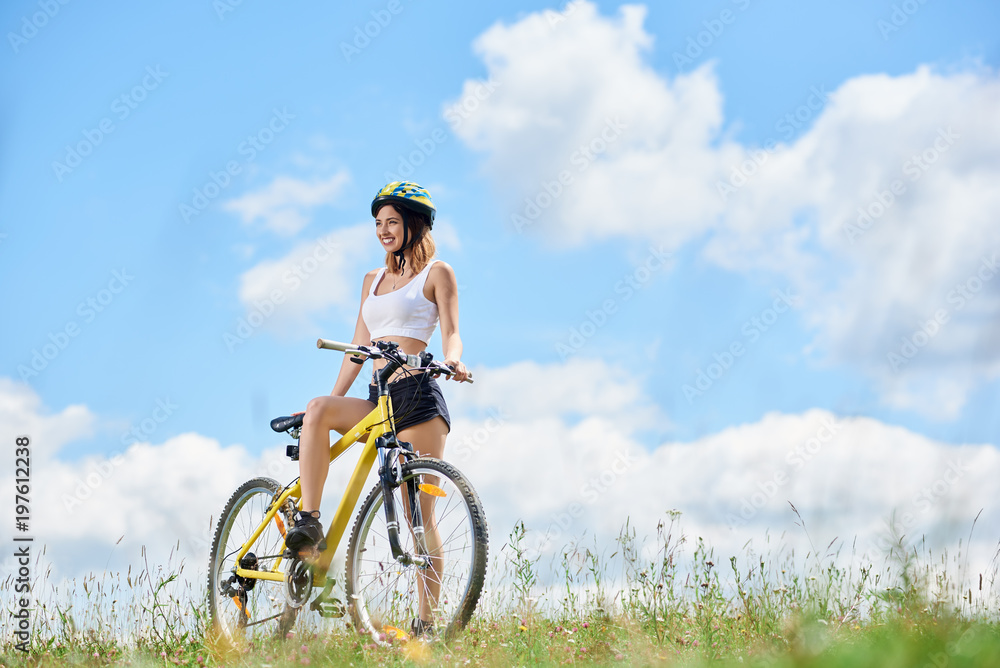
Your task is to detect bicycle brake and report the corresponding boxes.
[220,574,240,598]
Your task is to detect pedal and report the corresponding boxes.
[310,593,346,618]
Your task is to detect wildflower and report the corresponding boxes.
[582,622,589,629]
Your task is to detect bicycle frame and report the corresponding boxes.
[229,391,397,584]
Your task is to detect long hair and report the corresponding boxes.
[377,203,436,274]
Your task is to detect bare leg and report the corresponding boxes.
[299,396,375,511]
[398,416,448,623]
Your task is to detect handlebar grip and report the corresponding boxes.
[441,365,475,384]
[317,338,359,352]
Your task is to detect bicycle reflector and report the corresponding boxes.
[418,483,446,497]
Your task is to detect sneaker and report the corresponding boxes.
[410,616,435,638]
[285,510,327,553]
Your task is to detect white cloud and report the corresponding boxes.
[224,171,351,235]
[3,359,998,597]
[0,377,96,453]
[440,359,1000,577]
[706,66,1000,418]
[237,223,376,337]
[0,380,364,583]
[447,1,742,248]
[448,1,1000,417]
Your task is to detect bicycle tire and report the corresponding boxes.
[208,477,299,643]
[345,457,488,642]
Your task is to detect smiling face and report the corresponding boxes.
[374,204,405,254]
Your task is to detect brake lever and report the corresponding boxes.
[418,363,475,384]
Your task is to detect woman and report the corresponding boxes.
[286,181,470,634]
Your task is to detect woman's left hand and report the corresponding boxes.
[444,359,472,382]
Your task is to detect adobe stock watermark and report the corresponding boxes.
[179,107,295,223]
[543,0,586,28]
[60,452,125,514]
[843,126,958,244]
[726,416,842,530]
[527,449,637,559]
[682,288,800,403]
[52,66,169,182]
[223,234,338,351]
[17,269,134,382]
[60,398,177,514]
[716,84,831,202]
[874,458,972,553]
[443,77,502,131]
[918,626,977,668]
[60,398,178,513]
[877,0,932,41]
[886,253,997,372]
[672,0,753,72]
[384,77,501,182]
[453,407,509,463]
[7,0,71,54]
[340,0,409,62]
[511,116,628,232]
[556,245,671,359]
[213,0,249,20]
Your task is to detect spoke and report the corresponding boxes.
[349,463,483,638]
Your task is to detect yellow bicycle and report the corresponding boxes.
[207,338,489,643]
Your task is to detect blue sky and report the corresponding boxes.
[2,0,1000,582]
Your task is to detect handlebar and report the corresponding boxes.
[316,338,474,383]
[316,338,362,353]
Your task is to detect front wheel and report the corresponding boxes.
[345,458,489,641]
[208,477,299,643]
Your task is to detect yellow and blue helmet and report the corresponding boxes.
[371,181,436,226]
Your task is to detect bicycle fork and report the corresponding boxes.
[376,438,431,569]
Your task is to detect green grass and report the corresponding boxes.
[4,514,1000,667]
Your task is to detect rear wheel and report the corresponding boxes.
[208,477,299,643]
[345,458,488,642]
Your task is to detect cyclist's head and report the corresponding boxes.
[372,181,436,274]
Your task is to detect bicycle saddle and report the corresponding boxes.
[270,414,304,433]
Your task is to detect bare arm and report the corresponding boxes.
[431,262,471,382]
[331,270,378,396]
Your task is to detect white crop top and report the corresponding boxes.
[361,259,440,344]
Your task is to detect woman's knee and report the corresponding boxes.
[304,396,334,427]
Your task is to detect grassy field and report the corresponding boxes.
[4,515,1000,667]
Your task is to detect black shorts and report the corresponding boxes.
[368,372,451,434]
